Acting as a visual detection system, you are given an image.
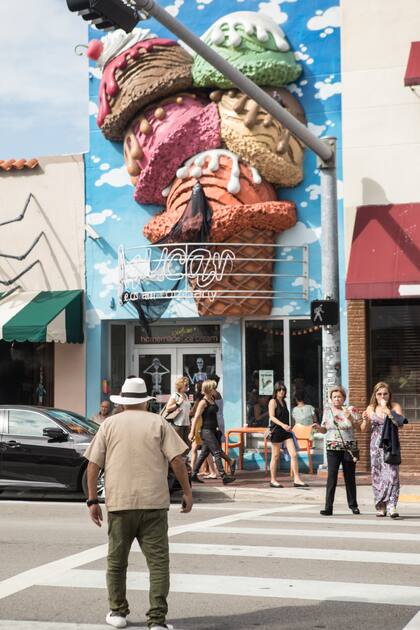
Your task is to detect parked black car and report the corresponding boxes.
[0,405,103,497]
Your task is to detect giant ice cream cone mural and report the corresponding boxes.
[88,12,307,316]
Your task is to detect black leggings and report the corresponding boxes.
[193,428,230,476]
[325,449,358,510]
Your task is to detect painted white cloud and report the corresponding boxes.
[94,261,120,298]
[271,303,300,316]
[89,67,102,80]
[307,6,340,37]
[288,83,303,98]
[314,77,342,100]
[86,209,120,225]
[99,163,110,171]
[277,221,321,246]
[308,122,326,137]
[89,101,98,116]
[95,166,131,188]
[305,180,344,201]
[292,276,321,291]
[165,0,184,17]
[294,44,313,65]
[86,308,115,328]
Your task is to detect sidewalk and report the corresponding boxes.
[189,469,420,507]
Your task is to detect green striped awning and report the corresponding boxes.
[0,291,84,343]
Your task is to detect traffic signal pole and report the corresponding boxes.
[68,0,342,404]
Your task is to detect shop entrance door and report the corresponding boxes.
[133,346,221,411]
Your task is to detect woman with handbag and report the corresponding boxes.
[189,379,236,485]
[361,382,405,519]
[165,377,191,446]
[312,386,361,516]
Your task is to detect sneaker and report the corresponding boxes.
[320,509,333,516]
[106,611,127,629]
[190,473,204,484]
[222,475,235,485]
[389,507,400,519]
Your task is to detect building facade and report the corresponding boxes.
[85,1,343,467]
[341,0,420,470]
[0,156,86,414]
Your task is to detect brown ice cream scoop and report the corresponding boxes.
[143,151,296,243]
[211,87,306,187]
[96,38,193,141]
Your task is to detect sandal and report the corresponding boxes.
[376,509,386,517]
[269,481,283,488]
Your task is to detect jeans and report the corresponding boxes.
[193,428,226,476]
[173,424,191,448]
[325,449,358,510]
[107,509,169,627]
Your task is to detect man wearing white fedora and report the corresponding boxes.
[84,377,192,630]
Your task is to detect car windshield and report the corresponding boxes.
[47,410,98,436]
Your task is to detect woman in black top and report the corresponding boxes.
[268,382,308,488]
[189,379,236,485]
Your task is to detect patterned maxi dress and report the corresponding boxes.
[370,413,403,510]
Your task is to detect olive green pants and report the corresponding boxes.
[107,509,169,627]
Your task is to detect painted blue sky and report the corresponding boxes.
[0,0,88,158]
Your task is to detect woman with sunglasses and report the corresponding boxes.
[268,382,308,488]
[361,382,405,518]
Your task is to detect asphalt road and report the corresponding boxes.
[1,493,420,630]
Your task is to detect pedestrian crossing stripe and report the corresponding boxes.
[190,525,420,542]
[39,568,420,607]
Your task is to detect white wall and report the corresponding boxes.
[341,0,420,263]
[0,155,85,289]
[0,155,86,413]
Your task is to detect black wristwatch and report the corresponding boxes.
[86,498,99,507]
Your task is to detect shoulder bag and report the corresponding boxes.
[333,419,360,463]
[161,393,183,423]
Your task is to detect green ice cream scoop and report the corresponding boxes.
[192,11,302,89]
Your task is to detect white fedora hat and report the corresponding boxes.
[110,377,155,406]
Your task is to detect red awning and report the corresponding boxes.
[346,203,420,299]
[404,42,420,86]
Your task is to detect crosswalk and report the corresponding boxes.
[2,502,420,629]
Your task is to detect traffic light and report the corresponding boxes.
[66,0,139,32]
[310,300,339,326]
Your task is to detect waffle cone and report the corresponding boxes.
[189,227,276,316]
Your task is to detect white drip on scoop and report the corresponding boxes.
[174,149,262,195]
[202,12,290,51]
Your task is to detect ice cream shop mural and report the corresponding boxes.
[85,1,342,466]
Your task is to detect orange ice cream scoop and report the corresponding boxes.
[144,150,296,243]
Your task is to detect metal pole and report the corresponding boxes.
[134,0,332,163]
[318,138,341,401]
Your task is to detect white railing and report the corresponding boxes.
[118,242,309,303]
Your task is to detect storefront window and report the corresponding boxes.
[370,300,420,421]
[245,321,284,427]
[290,319,322,414]
[0,341,53,406]
[110,325,126,395]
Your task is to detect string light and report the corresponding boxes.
[246,323,321,336]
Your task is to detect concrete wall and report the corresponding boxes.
[341,0,420,263]
[54,342,86,415]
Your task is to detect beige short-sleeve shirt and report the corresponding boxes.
[84,409,187,511]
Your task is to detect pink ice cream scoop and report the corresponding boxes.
[124,93,221,205]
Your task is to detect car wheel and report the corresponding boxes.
[81,468,105,500]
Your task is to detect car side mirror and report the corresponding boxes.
[43,427,68,442]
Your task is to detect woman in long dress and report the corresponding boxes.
[361,381,405,518]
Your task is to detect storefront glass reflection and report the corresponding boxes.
[290,319,322,414]
[0,341,53,406]
[245,321,284,427]
[370,299,420,422]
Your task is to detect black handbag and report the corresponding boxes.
[383,448,401,466]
